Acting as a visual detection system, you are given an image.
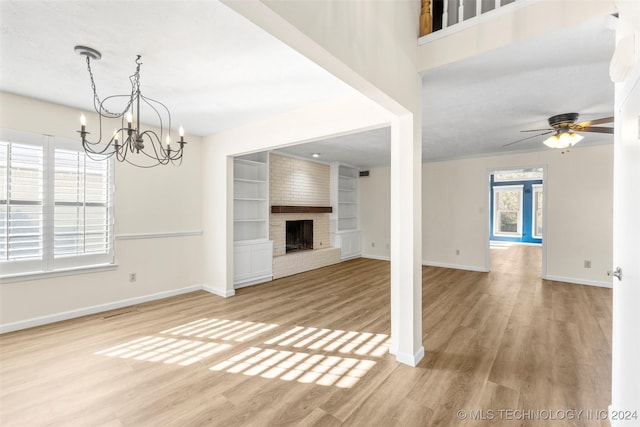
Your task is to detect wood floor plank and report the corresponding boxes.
[0,246,612,426]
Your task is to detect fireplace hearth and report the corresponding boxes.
[286,220,313,253]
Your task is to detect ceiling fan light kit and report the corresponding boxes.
[505,112,614,149]
[543,131,584,149]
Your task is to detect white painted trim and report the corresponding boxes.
[492,184,524,237]
[490,241,542,247]
[233,275,273,289]
[543,275,612,289]
[0,285,202,334]
[0,263,118,283]
[423,260,489,273]
[531,184,543,239]
[115,230,203,240]
[418,0,538,44]
[202,285,236,298]
[361,254,391,261]
[395,346,425,367]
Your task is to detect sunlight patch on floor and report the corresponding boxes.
[96,318,387,388]
[161,318,278,342]
[209,346,375,388]
[94,336,232,366]
[265,326,389,357]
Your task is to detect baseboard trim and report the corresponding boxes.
[543,275,612,289]
[395,346,425,367]
[361,254,391,261]
[233,275,273,289]
[422,260,489,273]
[202,285,236,298]
[0,285,202,334]
[115,230,203,240]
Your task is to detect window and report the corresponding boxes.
[1,129,114,277]
[532,184,543,239]
[493,185,523,237]
[494,168,543,182]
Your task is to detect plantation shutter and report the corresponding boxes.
[1,129,114,277]
[53,146,113,269]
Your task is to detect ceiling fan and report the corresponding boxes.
[504,113,614,149]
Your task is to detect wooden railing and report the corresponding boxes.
[420,0,518,37]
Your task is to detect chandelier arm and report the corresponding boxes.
[136,134,170,166]
[141,94,172,136]
[77,51,185,168]
[123,158,163,168]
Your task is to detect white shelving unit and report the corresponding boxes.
[330,163,362,259]
[233,152,273,287]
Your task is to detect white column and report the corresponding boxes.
[389,114,424,366]
[201,145,235,298]
[610,3,640,423]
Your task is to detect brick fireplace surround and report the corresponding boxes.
[269,154,340,279]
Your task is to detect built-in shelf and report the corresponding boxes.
[330,163,362,260]
[271,205,333,214]
[233,151,273,288]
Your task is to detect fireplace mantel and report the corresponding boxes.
[271,205,332,214]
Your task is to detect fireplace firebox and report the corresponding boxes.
[286,220,313,253]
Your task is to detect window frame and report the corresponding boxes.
[493,184,524,237]
[531,183,543,239]
[0,129,115,279]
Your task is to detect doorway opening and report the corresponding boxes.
[487,167,546,277]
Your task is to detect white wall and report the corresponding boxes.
[359,166,391,260]
[259,0,421,114]
[0,92,203,329]
[359,144,614,286]
[417,0,616,72]
[210,0,426,365]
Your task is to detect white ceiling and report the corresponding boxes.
[277,14,616,167]
[0,2,616,168]
[0,0,352,136]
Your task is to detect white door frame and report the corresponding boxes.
[485,165,547,278]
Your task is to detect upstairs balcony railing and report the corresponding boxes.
[420,0,519,38]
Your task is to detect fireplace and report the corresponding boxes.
[286,220,313,253]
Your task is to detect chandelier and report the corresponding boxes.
[75,46,186,167]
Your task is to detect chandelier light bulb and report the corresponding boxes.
[165,135,171,148]
[179,126,184,137]
[126,111,133,125]
[80,113,87,127]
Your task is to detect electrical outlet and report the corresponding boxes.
[584,260,591,269]
[456,249,460,255]
[129,273,137,282]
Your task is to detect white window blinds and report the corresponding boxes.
[0,141,44,263]
[1,130,114,277]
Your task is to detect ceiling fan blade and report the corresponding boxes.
[577,116,614,127]
[521,128,552,133]
[579,126,614,134]
[503,130,554,147]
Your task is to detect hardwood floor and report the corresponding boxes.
[0,247,612,426]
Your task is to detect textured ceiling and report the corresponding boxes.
[278,14,616,167]
[0,2,616,168]
[0,0,352,136]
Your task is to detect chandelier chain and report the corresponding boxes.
[85,55,141,118]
